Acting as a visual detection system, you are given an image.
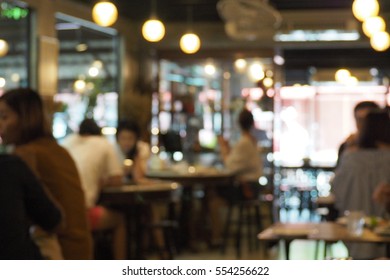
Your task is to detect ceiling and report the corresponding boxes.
[73,0,389,23]
[68,1,390,72]
[73,0,390,22]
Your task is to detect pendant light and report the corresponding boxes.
[370,31,390,52]
[142,0,165,42]
[362,16,386,38]
[92,1,118,27]
[352,0,379,22]
[179,6,201,54]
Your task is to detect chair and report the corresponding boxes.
[220,182,272,259]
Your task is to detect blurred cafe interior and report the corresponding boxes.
[1,0,390,260]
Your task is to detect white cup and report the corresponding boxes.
[345,210,365,236]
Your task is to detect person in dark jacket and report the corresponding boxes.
[0,154,61,259]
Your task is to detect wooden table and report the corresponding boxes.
[99,180,180,259]
[258,222,390,259]
[146,168,236,249]
[146,168,235,185]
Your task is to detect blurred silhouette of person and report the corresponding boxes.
[209,108,263,245]
[115,120,150,183]
[115,120,171,259]
[337,101,380,166]
[0,154,62,259]
[0,87,92,259]
[332,109,390,259]
[62,118,126,259]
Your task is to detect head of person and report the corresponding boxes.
[78,118,102,136]
[358,109,390,148]
[354,101,380,133]
[238,108,254,132]
[116,120,140,158]
[0,87,52,146]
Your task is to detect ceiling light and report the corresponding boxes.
[335,69,351,83]
[234,59,247,71]
[274,30,360,42]
[248,62,265,82]
[362,16,386,37]
[142,19,165,42]
[204,64,216,76]
[370,31,390,52]
[352,0,379,22]
[92,1,118,27]
[180,33,201,54]
[88,67,99,77]
[273,55,285,65]
[180,6,201,54]
[75,43,88,52]
[0,39,9,57]
[74,79,86,93]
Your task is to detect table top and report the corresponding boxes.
[99,180,180,205]
[146,167,235,184]
[101,180,180,194]
[258,222,390,243]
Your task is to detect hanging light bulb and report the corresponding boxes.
[92,1,118,27]
[180,33,201,54]
[362,16,386,37]
[352,0,379,22]
[370,31,390,52]
[142,19,165,42]
[142,0,165,42]
[0,39,9,57]
[180,6,201,54]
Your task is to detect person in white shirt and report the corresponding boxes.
[62,118,126,259]
[209,108,263,245]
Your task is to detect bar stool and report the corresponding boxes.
[220,183,265,259]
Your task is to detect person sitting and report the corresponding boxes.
[115,120,150,183]
[62,118,126,259]
[332,109,390,259]
[337,101,380,166]
[0,154,62,259]
[0,87,92,260]
[115,120,171,259]
[209,108,263,246]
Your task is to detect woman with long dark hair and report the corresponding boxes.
[0,88,92,259]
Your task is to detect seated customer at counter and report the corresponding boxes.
[62,118,126,260]
[332,109,390,259]
[0,154,62,259]
[209,108,263,245]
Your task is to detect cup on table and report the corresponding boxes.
[345,210,365,236]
